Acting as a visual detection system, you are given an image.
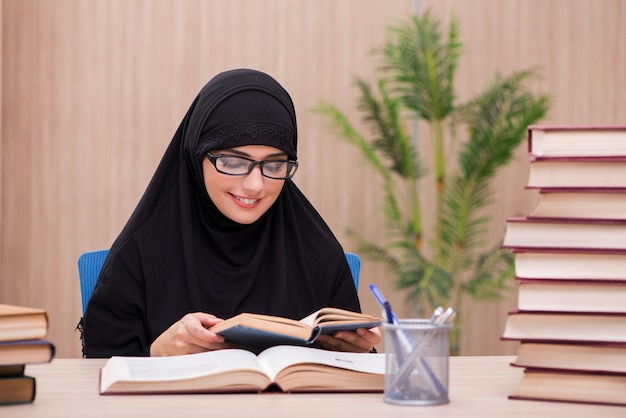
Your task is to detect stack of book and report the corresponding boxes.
[500,125,626,407]
[0,304,55,405]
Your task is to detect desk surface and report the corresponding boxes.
[4,356,625,417]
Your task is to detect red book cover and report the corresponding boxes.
[515,277,626,285]
[505,215,626,226]
[531,155,626,162]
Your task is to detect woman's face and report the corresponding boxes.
[202,145,288,224]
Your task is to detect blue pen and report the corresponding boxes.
[368,283,410,348]
[369,283,397,324]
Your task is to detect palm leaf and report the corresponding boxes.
[463,247,515,300]
[382,13,461,122]
[311,102,391,182]
[355,78,419,179]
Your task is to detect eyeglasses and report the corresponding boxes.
[206,152,299,180]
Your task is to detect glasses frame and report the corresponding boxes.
[206,151,298,180]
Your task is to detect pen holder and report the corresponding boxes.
[382,319,451,406]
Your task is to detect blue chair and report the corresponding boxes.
[78,250,361,314]
[344,252,360,290]
[77,249,109,315]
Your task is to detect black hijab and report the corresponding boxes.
[82,69,360,357]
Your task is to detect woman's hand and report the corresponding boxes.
[315,327,381,353]
[149,312,234,356]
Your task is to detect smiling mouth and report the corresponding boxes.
[234,195,259,205]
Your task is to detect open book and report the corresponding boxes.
[208,307,382,350]
[100,345,385,394]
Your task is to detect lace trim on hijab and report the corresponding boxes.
[198,122,294,156]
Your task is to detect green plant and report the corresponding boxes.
[313,12,550,354]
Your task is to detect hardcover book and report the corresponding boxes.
[0,364,26,377]
[0,304,48,342]
[209,307,382,350]
[99,345,385,394]
[512,342,626,374]
[0,339,56,366]
[0,375,36,405]
[516,280,626,313]
[510,368,626,406]
[501,311,626,344]
[501,216,626,251]
[526,157,626,189]
[513,249,626,281]
[528,125,626,158]
[529,189,626,220]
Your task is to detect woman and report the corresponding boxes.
[82,68,380,357]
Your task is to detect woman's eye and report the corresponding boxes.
[265,162,286,174]
[221,158,247,169]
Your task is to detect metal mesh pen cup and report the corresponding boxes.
[382,319,451,405]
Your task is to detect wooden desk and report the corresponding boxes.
[4,356,625,417]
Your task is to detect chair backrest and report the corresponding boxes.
[77,249,109,315]
[77,250,361,315]
[344,252,360,290]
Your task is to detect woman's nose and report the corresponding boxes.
[241,165,264,192]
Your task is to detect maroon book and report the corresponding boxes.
[526,157,626,189]
[515,279,626,313]
[527,189,626,220]
[501,216,626,251]
[511,248,626,281]
[511,341,626,375]
[528,125,626,158]
[501,310,626,344]
[510,367,626,407]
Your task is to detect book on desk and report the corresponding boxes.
[99,345,385,394]
[101,308,383,395]
[510,368,626,406]
[0,303,55,405]
[501,125,626,407]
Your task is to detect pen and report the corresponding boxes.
[383,302,395,325]
[369,284,413,350]
[369,284,398,323]
[430,306,444,323]
[368,283,408,346]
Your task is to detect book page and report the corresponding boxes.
[210,313,310,334]
[100,349,264,391]
[255,345,385,381]
[299,307,379,326]
[299,308,324,326]
[244,313,308,328]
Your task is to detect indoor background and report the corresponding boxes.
[1,0,625,358]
